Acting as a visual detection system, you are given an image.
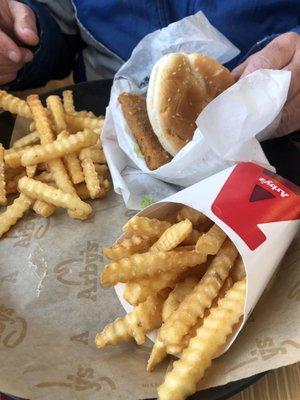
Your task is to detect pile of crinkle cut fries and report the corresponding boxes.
[97,206,246,400]
[0,90,110,238]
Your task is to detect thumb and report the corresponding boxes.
[9,1,39,46]
[273,93,300,138]
[231,60,248,80]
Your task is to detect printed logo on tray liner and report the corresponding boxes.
[228,337,300,372]
[0,305,27,348]
[212,163,300,250]
[53,240,101,302]
[5,213,50,248]
[35,365,116,392]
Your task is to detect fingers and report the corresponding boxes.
[231,60,247,80]
[19,47,33,62]
[0,59,22,74]
[232,33,300,137]
[240,44,293,79]
[232,32,299,80]
[0,46,33,85]
[0,46,32,68]
[273,91,300,137]
[283,48,300,99]
[241,33,297,78]
[0,72,17,85]
[232,33,300,136]
[9,1,39,46]
[0,2,37,86]
[0,29,23,62]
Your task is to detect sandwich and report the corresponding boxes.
[119,53,234,170]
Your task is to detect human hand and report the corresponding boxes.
[232,32,300,137]
[0,0,39,84]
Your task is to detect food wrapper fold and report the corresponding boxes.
[102,12,291,209]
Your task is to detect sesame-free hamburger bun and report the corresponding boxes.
[146,53,234,156]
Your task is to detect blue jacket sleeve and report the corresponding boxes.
[291,26,300,35]
[3,0,79,91]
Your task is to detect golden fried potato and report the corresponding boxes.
[151,219,193,252]
[157,280,246,400]
[95,290,169,347]
[101,250,207,286]
[159,239,238,347]
[0,194,33,238]
[196,223,227,255]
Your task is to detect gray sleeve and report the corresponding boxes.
[36,0,77,34]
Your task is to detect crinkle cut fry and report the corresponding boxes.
[20,129,98,166]
[0,194,33,238]
[147,337,167,372]
[123,215,171,238]
[157,280,246,400]
[5,171,26,195]
[100,250,207,286]
[48,158,76,196]
[32,200,56,218]
[177,206,207,225]
[94,163,108,177]
[195,223,227,255]
[18,177,91,219]
[72,110,98,119]
[148,274,200,371]
[62,90,75,113]
[231,255,246,282]
[27,95,55,144]
[159,239,238,347]
[148,276,233,371]
[12,131,40,149]
[65,113,103,132]
[123,263,207,307]
[75,180,110,200]
[27,94,66,214]
[4,146,31,168]
[182,229,202,245]
[123,269,181,306]
[57,131,84,184]
[45,148,81,218]
[0,90,32,118]
[103,234,155,261]
[81,157,101,199]
[162,275,200,323]
[167,276,234,355]
[26,97,84,216]
[26,165,37,178]
[34,171,53,183]
[44,157,79,220]
[46,95,67,133]
[0,144,6,205]
[95,290,169,348]
[151,219,193,252]
[79,146,106,163]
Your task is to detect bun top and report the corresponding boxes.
[146,53,235,156]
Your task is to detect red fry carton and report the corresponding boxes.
[116,162,300,350]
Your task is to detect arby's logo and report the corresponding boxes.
[211,163,300,250]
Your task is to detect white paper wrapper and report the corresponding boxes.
[116,162,300,353]
[102,12,291,210]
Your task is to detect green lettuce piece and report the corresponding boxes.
[140,195,154,208]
